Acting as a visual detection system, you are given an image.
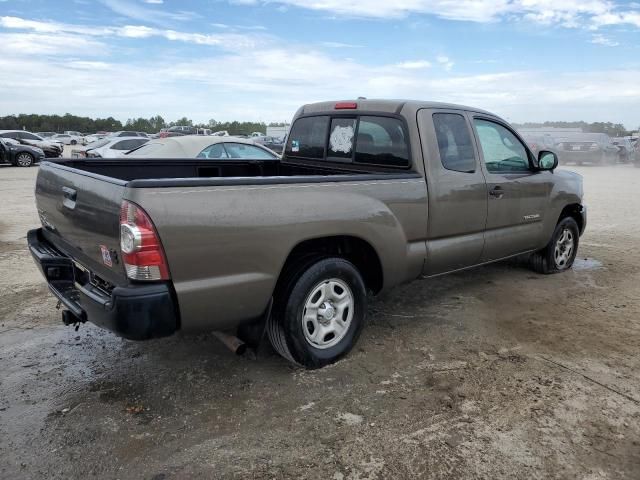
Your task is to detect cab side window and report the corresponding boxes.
[432,113,476,173]
[474,119,530,173]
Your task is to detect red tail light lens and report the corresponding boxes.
[335,102,357,110]
[119,200,169,281]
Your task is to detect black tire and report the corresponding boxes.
[530,217,580,274]
[267,257,367,369]
[15,152,34,167]
[71,140,77,145]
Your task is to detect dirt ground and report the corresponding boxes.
[0,162,639,480]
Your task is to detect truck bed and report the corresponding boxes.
[47,158,412,187]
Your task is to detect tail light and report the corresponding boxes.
[119,200,170,281]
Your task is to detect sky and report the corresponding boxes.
[0,0,639,127]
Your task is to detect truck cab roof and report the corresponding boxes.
[298,99,496,118]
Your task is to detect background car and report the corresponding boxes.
[108,131,148,138]
[520,133,558,158]
[252,135,285,154]
[0,130,62,158]
[35,131,57,138]
[76,137,150,158]
[554,133,619,165]
[0,137,44,167]
[126,135,279,159]
[611,137,633,163]
[51,133,82,145]
[84,133,108,144]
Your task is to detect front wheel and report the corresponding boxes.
[15,152,34,167]
[268,257,367,369]
[530,217,580,274]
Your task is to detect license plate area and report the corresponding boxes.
[73,260,113,295]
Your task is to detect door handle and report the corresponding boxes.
[489,186,504,199]
[62,186,77,201]
[62,186,77,209]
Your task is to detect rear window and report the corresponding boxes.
[113,139,148,150]
[285,116,329,159]
[126,142,163,156]
[286,115,409,168]
[354,116,409,167]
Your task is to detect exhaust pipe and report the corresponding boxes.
[213,331,247,356]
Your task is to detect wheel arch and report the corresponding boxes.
[273,235,384,299]
[558,203,584,234]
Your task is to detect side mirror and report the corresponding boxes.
[538,150,558,171]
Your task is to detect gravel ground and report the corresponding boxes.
[0,162,639,479]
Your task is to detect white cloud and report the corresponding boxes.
[436,55,454,71]
[0,16,264,50]
[321,41,362,48]
[100,0,198,25]
[0,32,107,55]
[395,60,432,69]
[241,0,640,31]
[144,0,164,4]
[591,33,619,46]
[1,40,638,126]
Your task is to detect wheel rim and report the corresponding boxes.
[16,153,32,167]
[302,278,354,349]
[554,228,574,268]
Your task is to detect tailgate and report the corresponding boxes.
[35,162,128,287]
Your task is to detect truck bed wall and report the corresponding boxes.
[48,158,377,182]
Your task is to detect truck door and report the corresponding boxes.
[418,109,488,275]
[471,116,552,261]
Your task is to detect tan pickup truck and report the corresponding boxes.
[28,99,586,368]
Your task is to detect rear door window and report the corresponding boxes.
[285,116,329,159]
[20,132,41,140]
[432,113,476,173]
[354,116,409,167]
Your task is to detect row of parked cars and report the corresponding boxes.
[519,131,639,166]
[0,128,285,166]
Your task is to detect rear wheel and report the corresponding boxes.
[530,217,579,274]
[71,140,77,145]
[15,152,34,167]
[267,257,366,369]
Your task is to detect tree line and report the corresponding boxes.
[512,121,633,137]
[0,113,290,136]
[1,113,632,137]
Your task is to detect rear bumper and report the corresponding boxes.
[28,228,178,340]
